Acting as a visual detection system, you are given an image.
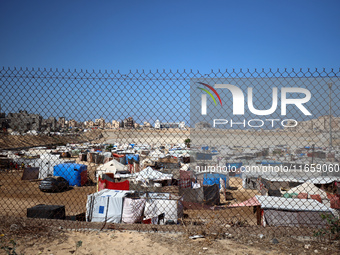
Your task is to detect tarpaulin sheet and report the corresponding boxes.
[179,187,204,203]
[144,199,183,224]
[263,210,327,228]
[203,184,220,205]
[228,196,260,207]
[122,198,146,223]
[98,177,129,191]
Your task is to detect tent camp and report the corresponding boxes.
[86,189,133,223]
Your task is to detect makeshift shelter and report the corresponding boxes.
[287,181,328,200]
[54,163,88,186]
[143,193,183,224]
[179,186,204,203]
[96,159,127,178]
[133,167,172,182]
[36,154,61,179]
[202,173,229,189]
[121,198,146,223]
[256,195,334,227]
[86,189,133,223]
[180,184,220,206]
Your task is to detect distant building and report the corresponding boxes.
[57,117,66,129]
[134,122,140,129]
[154,120,160,129]
[0,113,9,132]
[85,120,95,128]
[154,120,185,129]
[112,120,120,129]
[143,121,152,129]
[7,110,42,132]
[286,115,340,132]
[95,117,105,128]
[68,119,77,128]
[195,122,211,129]
[122,117,134,129]
[42,117,57,132]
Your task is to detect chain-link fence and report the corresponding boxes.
[0,67,339,237]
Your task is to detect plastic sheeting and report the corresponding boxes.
[144,199,183,224]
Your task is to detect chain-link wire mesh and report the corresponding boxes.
[0,67,339,237]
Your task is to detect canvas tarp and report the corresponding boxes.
[263,210,328,228]
[144,198,183,224]
[121,198,146,224]
[96,159,127,177]
[203,184,220,205]
[179,187,204,203]
[21,167,39,180]
[133,167,172,182]
[255,195,333,212]
[287,181,328,200]
[98,177,129,191]
[228,196,261,207]
[86,189,132,223]
[202,173,229,189]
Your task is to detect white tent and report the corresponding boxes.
[256,195,335,227]
[96,159,127,178]
[35,154,75,179]
[133,167,173,182]
[287,181,328,200]
[307,176,340,185]
[86,189,133,223]
[143,193,183,224]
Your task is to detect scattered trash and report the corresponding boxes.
[258,234,265,239]
[225,233,232,238]
[271,238,279,244]
[304,244,311,249]
[189,235,205,239]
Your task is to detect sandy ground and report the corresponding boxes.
[1,231,285,255]
[0,131,102,150]
[101,129,335,148]
[1,226,339,255]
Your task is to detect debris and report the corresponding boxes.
[271,238,279,244]
[189,235,205,239]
